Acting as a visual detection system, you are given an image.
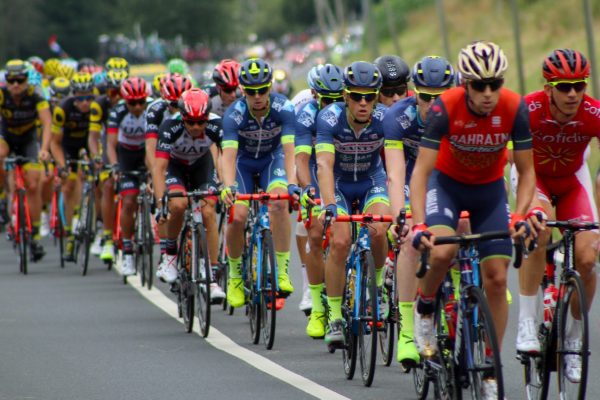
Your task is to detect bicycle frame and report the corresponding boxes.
[7,160,32,242]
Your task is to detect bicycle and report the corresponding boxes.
[415,230,526,400]
[69,158,96,276]
[5,156,34,274]
[161,188,218,338]
[49,165,67,269]
[238,191,292,350]
[215,202,230,313]
[519,219,597,400]
[129,170,154,290]
[322,209,393,387]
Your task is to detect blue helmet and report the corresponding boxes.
[238,58,272,87]
[343,61,382,90]
[309,64,344,95]
[412,56,455,88]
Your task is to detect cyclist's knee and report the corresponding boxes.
[269,199,287,214]
[231,206,248,226]
[122,195,136,210]
[169,198,187,217]
[25,174,41,193]
[430,247,456,270]
[330,234,351,256]
[201,203,216,220]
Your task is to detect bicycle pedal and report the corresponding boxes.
[276,291,291,299]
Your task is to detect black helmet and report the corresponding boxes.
[374,55,410,87]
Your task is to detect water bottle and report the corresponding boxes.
[444,295,457,340]
[543,284,558,329]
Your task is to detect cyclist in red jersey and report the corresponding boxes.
[515,49,599,383]
[410,41,536,399]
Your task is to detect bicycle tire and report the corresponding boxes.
[57,192,66,269]
[358,250,378,387]
[81,188,94,276]
[259,230,277,350]
[180,230,194,333]
[196,223,211,338]
[522,298,554,400]
[342,265,358,380]
[18,190,28,275]
[246,236,261,345]
[464,286,504,400]
[379,276,395,367]
[218,219,228,311]
[137,202,146,287]
[556,272,588,400]
[144,202,154,290]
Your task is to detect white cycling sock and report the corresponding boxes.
[566,318,582,342]
[518,294,538,321]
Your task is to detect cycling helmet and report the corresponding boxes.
[213,59,240,88]
[55,63,75,80]
[161,73,192,102]
[49,77,71,99]
[374,55,410,87]
[77,58,96,72]
[105,57,129,72]
[120,77,148,100]
[44,58,61,77]
[152,73,167,97]
[412,56,455,88]
[307,65,323,91]
[5,59,28,78]
[343,61,382,90]
[106,69,128,89]
[311,64,344,95]
[238,58,273,87]
[457,41,508,80]
[28,56,44,74]
[542,49,590,81]
[71,72,94,93]
[27,68,43,87]
[178,88,211,120]
[166,58,189,75]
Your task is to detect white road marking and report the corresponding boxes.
[123,269,350,400]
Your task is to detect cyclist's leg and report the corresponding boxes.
[0,136,9,223]
[263,151,293,293]
[99,172,116,261]
[22,140,43,239]
[159,167,187,283]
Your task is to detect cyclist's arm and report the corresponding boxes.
[384,145,406,217]
[50,106,66,168]
[88,101,103,159]
[38,106,52,155]
[152,157,168,205]
[221,113,239,188]
[145,103,162,168]
[281,102,297,186]
[296,152,312,188]
[209,143,221,182]
[409,147,437,225]
[295,104,315,188]
[511,100,535,216]
[316,151,335,206]
[106,110,119,166]
[282,139,297,186]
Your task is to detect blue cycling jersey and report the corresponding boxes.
[315,102,387,182]
[222,92,295,159]
[295,99,318,164]
[382,96,424,183]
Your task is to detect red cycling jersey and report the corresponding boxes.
[421,87,531,184]
[525,90,600,178]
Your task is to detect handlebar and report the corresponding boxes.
[546,219,599,231]
[236,193,291,201]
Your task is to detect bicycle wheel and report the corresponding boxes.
[17,190,28,275]
[246,236,261,345]
[180,230,194,333]
[218,217,228,311]
[379,279,395,367]
[259,230,277,350]
[357,250,378,386]
[522,298,553,400]
[464,286,504,400]
[137,203,146,287]
[556,273,588,400]
[56,191,66,269]
[81,189,94,276]
[144,203,154,290]
[195,224,212,338]
[342,266,358,380]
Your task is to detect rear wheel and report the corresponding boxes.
[260,230,277,349]
[81,189,94,276]
[358,250,377,387]
[144,205,154,290]
[342,267,357,380]
[379,279,395,366]
[17,191,28,275]
[196,224,211,338]
[557,273,588,400]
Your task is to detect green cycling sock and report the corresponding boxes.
[327,296,343,322]
[376,266,384,287]
[309,283,325,313]
[275,251,290,274]
[228,256,242,279]
[399,301,415,336]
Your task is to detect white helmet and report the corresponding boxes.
[457,41,508,80]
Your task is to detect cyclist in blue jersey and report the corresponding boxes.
[383,56,455,366]
[316,61,391,344]
[296,64,344,338]
[220,58,299,308]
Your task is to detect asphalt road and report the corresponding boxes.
[1,228,599,400]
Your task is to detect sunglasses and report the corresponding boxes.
[75,95,95,102]
[183,118,208,126]
[380,85,407,98]
[126,99,146,106]
[220,86,237,94]
[319,94,343,106]
[345,89,378,103]
[548,80,588,93]
[469,78,504,92]
[243,84,270,96]
[6,77,27,85]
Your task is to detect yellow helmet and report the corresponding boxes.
[49,77,71,99]
[44,58,61,78]
[105,57,129,72]
[152,73,167,96]
[55,63,75,80]
[106,69,129,89]
[71,72,94,93]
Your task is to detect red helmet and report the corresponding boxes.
[212,59,240,89]
[542,49,590,81]
[178,88,211,120]
[120,77,148,100]
[161,73,192,102]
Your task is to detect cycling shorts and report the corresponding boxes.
[235,150,288,195]
[64,142,88,175]
[334,170,390,215]
[0,127,41,170]
[166,155,218,197]
[117,144,145,196]
[425,169,512,261]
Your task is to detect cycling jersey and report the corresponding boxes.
[145,98,177,140]
[382,96,423,183]
[52,96,90,147]
[222,93,295,159]
[156,114,221,166]
[526,91,600,177]
[315,102,387,182]
[209,91,242,117]
[421,87,531,184]
[89,95,113,132]
[107,102,148,151]
[295,98,320,197]
[291,88,314,114]
[0,85,49,138]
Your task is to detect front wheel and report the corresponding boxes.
[260,230,277,350]
[195,224,211,338]
[556,273,589,400]
[179,230,194,333]
[358,250,378,387]
[81,189,95,276]
[342,266,358,380]
[17,190,28,275]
